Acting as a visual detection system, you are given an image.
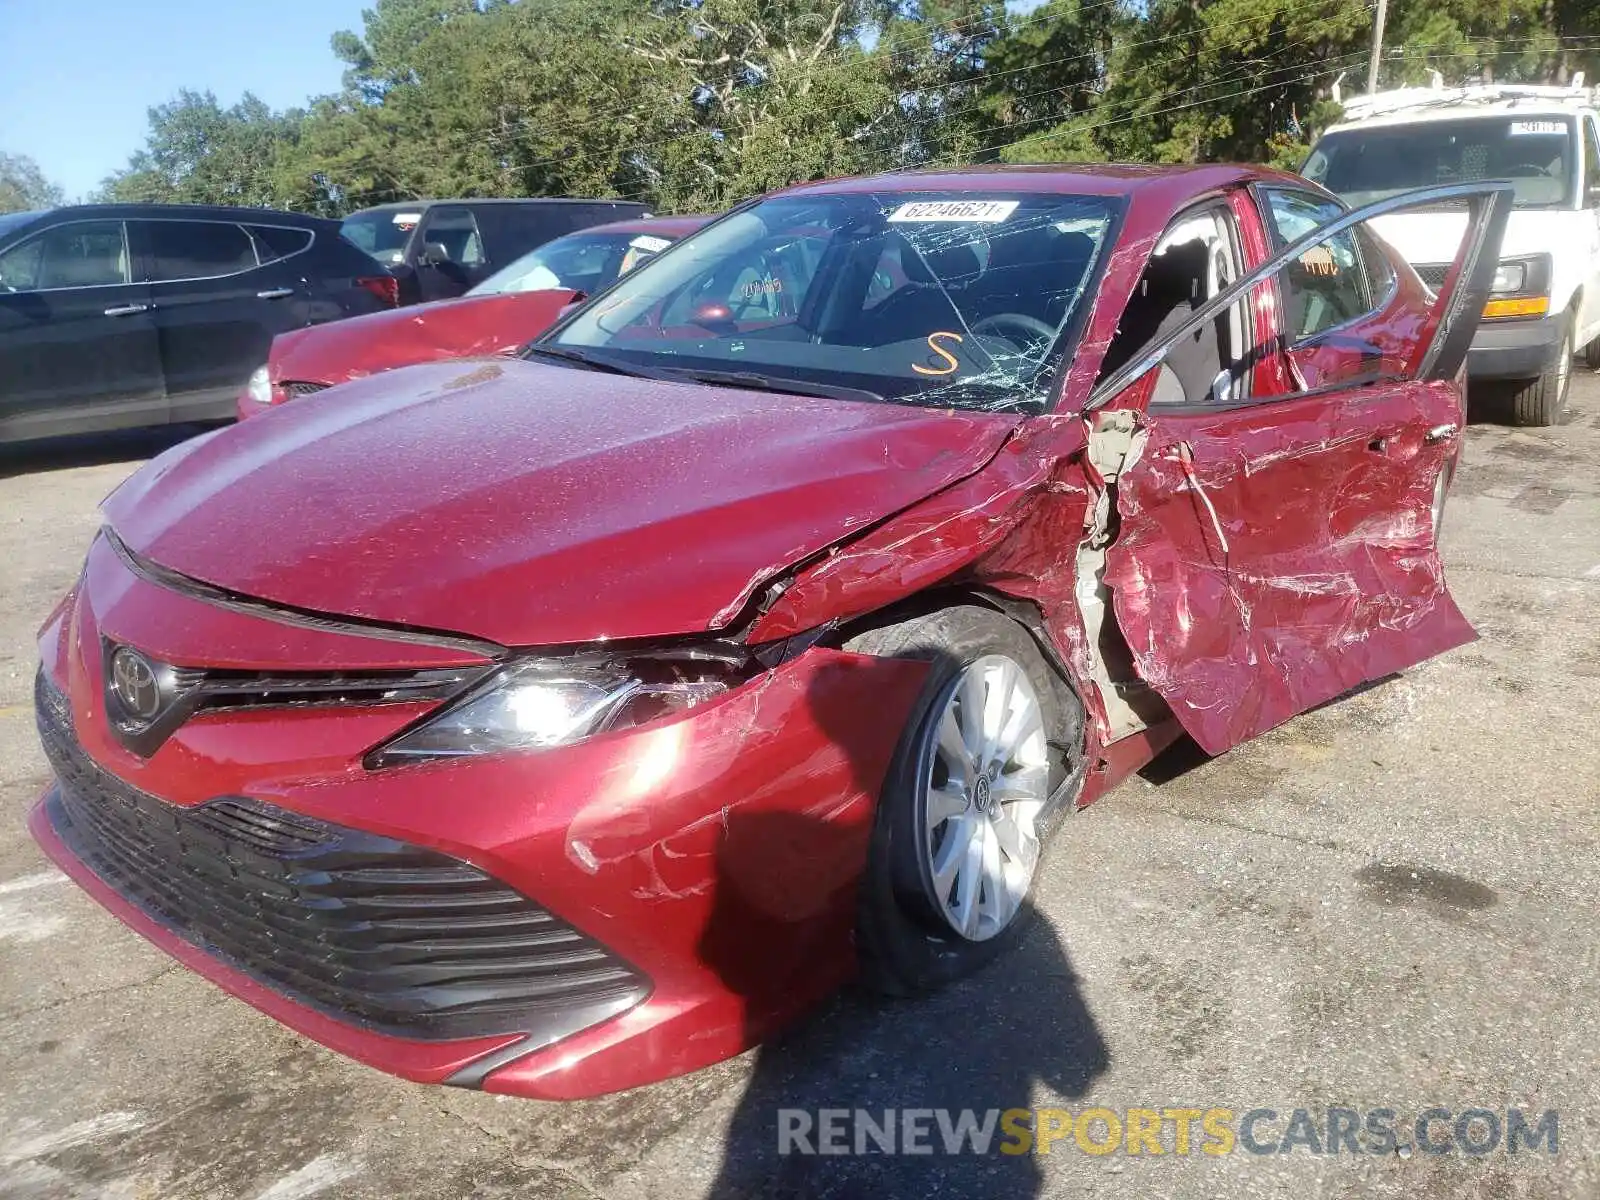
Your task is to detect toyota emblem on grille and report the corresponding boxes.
[110,647,163,724]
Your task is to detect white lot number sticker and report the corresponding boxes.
[1509,121,1564,136]
[392,211,423,225]
[629,235,672,253]
[888,200,1019,223]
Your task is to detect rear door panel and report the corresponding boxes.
[134,219,303,419]
[1090,182,1509,755]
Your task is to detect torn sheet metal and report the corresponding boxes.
[748,419,1062,641]
[747,413,1178,798]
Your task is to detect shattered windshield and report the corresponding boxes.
[1305,115,1575,208]
[545,191,1121,411]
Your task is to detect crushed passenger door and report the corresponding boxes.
[1085,182,1512,755]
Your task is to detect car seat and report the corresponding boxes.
[854,234,977,346]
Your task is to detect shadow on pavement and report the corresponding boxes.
[696,649,1109,1199]
[0,423,220,481]
[1137,733,1212,786]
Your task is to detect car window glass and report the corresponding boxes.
[1097,204,1252,405]
[0,221,128,291]
[1305,115,1574,208]
[864,240,911,310]
[1356,225,1397,300]
[659,231,826,326]
[1261,189,1373,341]
[555,192,1119,412]
[141,221,257,281]
[420,207,487,267]
[247,225,313,264]
[617,233,672,277]
[341,210,417,266]
[470,233,635,296]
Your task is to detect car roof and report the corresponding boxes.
[348,198,650,215]
[583,214,715,237]
[776,163,1291,196]
[19,203,338,228]
[1327,103,1594,134]
[1326,85,1597,134]
[769,163,1309,229]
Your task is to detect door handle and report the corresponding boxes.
[1424,423,1459,443]
[103,303,149,317]
[256,288,296,300]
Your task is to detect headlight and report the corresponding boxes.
[246,365,274,406]
[1482,254,1551,319]
[1491,261,1527,295]
[367,651,746,767]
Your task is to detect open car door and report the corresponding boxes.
[1084,181,1512,756]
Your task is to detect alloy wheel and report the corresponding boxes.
[920,654,1051,942]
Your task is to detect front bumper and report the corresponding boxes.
[29,535,927,1098]
[1466,312,1566,381]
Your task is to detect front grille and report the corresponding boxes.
[1415,263,1450,292]
[284,380,330,397]
[98,634,485,758]
[35,671,648,1043]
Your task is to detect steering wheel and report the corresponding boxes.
[1505,162,1554,178]
[970,312,1056,351]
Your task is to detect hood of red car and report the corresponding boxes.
[106,359,1019,646]
[270,290,581,387]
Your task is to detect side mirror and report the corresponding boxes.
[420,242,452,268]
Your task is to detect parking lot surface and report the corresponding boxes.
[1,382,1597,1200]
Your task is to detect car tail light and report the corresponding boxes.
[357,275,399,307]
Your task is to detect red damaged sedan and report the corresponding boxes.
[31,166,1508,1100]
[236,214,710,420]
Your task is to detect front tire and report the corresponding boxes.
[1510,314,1572,426]
[846,605,1084,996]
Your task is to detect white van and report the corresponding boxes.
[1303,80,1600,424]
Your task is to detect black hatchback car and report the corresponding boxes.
[339,198,649,303]
[0,204,397,446]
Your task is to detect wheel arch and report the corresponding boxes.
[825,584,1090,787]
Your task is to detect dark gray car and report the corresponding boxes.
[0,204,396,445]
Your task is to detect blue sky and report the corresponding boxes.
[0,0,371,200]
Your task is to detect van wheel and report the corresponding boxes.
[845,605,1084,996]
[1585,332,1600,371]
[1510,316,1572,427]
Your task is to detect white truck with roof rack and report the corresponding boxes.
[1302,76,1600,424]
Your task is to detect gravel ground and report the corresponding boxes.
[1,379,1596,1200]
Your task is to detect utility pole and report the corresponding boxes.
[1367,0,1389,94]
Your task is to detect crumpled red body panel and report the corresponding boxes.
[1105,381,1473,756]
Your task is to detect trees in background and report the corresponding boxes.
[94,0,1600,213]
[0,153,65,214]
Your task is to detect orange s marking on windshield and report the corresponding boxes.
[912,331,964,376]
